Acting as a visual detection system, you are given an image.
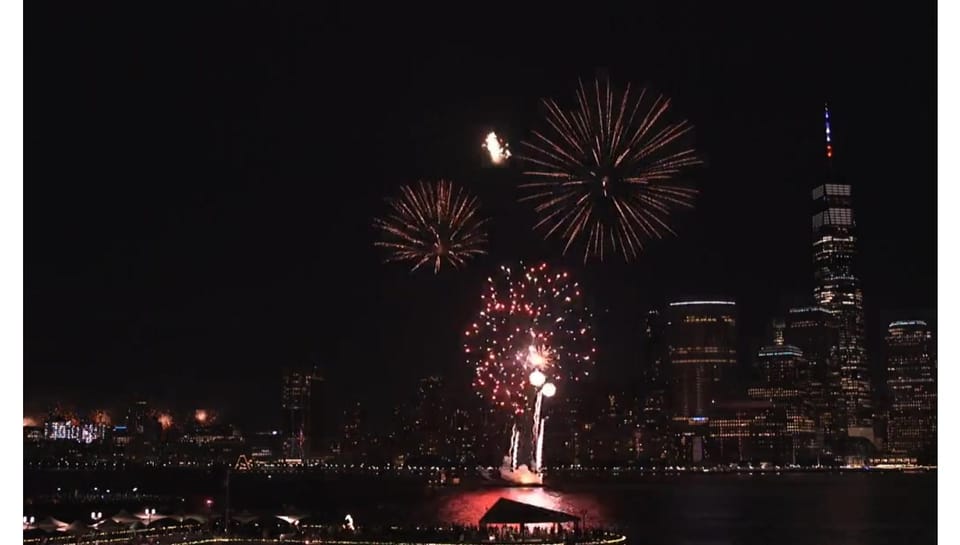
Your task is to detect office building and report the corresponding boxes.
[786,306,843,444]
[811,105,872,441]
[885,321,936,459]
[281,367,325,459]
[665,300,738,419]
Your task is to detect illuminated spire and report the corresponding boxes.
[824,102,833,159]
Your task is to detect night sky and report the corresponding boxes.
[26,4,935,428]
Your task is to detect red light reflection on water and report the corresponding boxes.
[433,487,608,526]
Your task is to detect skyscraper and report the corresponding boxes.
[785,306,843,444]
[307,373,327,456]
[885,321,936,459]
[280,367,325,459]
[413,376,446,459]
[639,309,671,461]
[281,370,309,458]
[665,300,738,419]
[747,321,817,462]
[811,105,872,442]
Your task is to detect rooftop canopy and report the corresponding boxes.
[479,499,580,525]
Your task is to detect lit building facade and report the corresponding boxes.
[885,321,936,459]
[413,376,446,459]
[580,391,641,465]
[337,401,365,463]
[280,367,325,458]
[665,300,738,419]
[811,105,872,441]
[709,401,811,465]
[746,323,818,462]
[785,306,843,444]
[44,421,108,444]
[638,310,671,462]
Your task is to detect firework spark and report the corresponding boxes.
[156,413,173,430]
[194,409,217,425]
[518,76,702,262]
[23,416,38,427]
[464,262,595,416]
[90,410,112,426]
[483,131,511,164]
[374,180,488,273]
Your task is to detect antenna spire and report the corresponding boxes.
[824,102,833,159]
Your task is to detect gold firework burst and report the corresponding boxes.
[519,77,702,262]
[374,180,488,273]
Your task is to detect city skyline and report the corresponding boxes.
[26,4,935,429]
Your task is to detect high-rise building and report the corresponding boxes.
[665,300,738,419]
[413,376,446,459]
[581,391,641,465]
[811,105,872,442]
[338,401,365,463]
[749,337,807,406]
[307,374,327,456]
[639,309,671,462]
[747,322,817,463]
[786,306,843,444]
[126,400,149,435]
[280,367,325,459]
[885,321,936,459]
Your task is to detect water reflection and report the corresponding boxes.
[432,487,608,526]
[422,473,936,545]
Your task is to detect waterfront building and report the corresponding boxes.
[885,321,936,459]
[639,309,671,462]
[785,306,843,445]
[280,367,325,458]
[665,300,738,419]
[811,105,872,442]
[746,322,818,462]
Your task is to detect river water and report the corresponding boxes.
[25,470,936,545]
[416,473,936,545]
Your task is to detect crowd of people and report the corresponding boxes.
[25,520,622,545]
[300,522,620,544]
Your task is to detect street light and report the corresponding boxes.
[90,511,103,522]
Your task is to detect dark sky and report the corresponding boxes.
[26,3,935,428]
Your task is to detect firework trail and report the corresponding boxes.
[463,262,595,416]
[518,76,702,262]
[374,180,488,273]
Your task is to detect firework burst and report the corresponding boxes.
[464,262,595,416]
[194,409,218,425]
[483,131,511,164]
[518,76,702,262]
[90,410,112,426]
[374,180,488,273]
[154,412,173,430]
